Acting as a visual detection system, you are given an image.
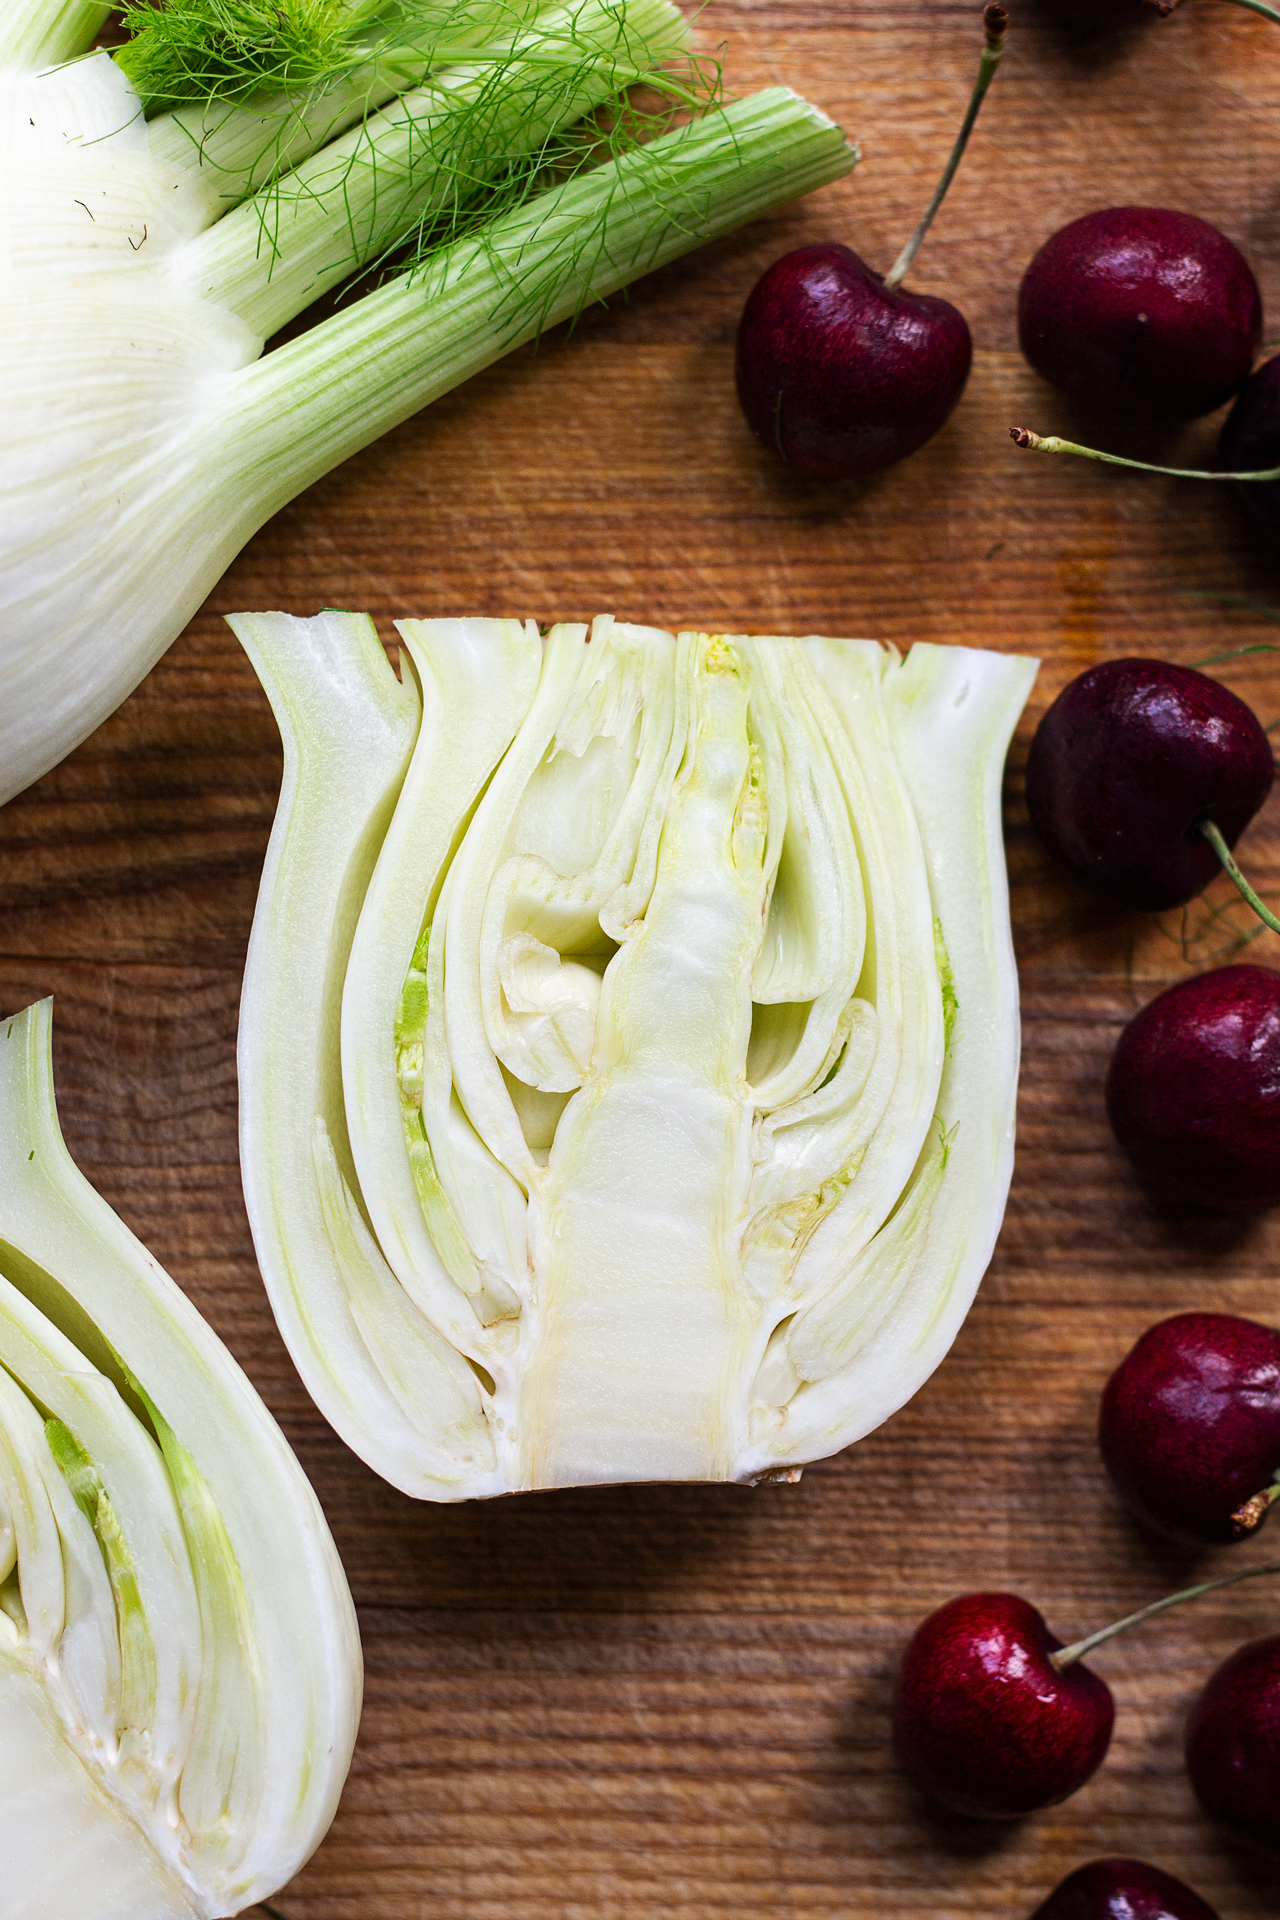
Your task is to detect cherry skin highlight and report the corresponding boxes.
[1106,967,1280,1212]
[1029,1858,1220,1920]
[1018,208,1262,422]
[893,1592,1114,1818]
[1025,658,1274,912]
[1186,1633,1280,1855]
[1100,1313,1280,1544]
[1219,351,1280,531]
[735,245,973,478]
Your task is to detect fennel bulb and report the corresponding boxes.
[0,998,361,1920]
[0,0,855,808]
[235,610,1037,1498]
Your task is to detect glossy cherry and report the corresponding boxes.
[1019,208,1262,422]
[1029,1858,1220,1920]
[1025,659,1274,912]
[1106,966,1280,1212]
[893,1592,1115,1817]
[897,1566,1280,1821]
[1187,1633,1280,1855]
[735,5,1005,478]
[1100,1313,1280,1543]
[736,246,972,477]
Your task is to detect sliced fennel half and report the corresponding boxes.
[0,998,361,1918]
[235,612,1037,1498]
[0,0,855,805]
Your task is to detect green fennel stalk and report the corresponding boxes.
[1,0,111,64]
[185,0,703,333]
[214,88,856,519]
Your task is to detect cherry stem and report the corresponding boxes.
[882,3,1008,291]
[1009,428,1280,483]
[1178,589,1280,625]
[1192,643,1280,667]
[1200,818,1280,936]
[1224,0,1280,26]
[1233,1477,1280,1534]
[1052,1559,1280,1670]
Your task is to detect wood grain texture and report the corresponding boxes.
[10,1,1280,1913]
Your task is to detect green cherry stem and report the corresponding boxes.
[1192,644,1280,668]
[1009,427,1280,483]
[1053,1559,1280,1671]
[1221,0,1280,26]
[1200,819,1280,937]
[882,2,1008,291]
[1179,590,1280,625]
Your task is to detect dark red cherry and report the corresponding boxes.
[735,4,1005,479]
[1029,1858,1220,1920]
[893,1592,1114,1818]
[1105,967,1280,1213]
[1100,1313,1280,1544]
[1025,659,1274,912]
[1019,208,1262,422]
[1186,1633,1280,1855]
[1219,351,1280,530]
[740,245,971,478]
[735,246,972,478]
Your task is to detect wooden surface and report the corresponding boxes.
[12,2,1280,1913]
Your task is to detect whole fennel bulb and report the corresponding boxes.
[0,0,854,807]
[0,998,361,1920]
[235,611,1037,1498]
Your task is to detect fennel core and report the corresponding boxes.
[0,0,855,808]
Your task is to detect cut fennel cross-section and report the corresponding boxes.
[0,998,361,1919]
[235,612,1037,1498]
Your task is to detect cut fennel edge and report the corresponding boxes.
[234,612,1038,1502]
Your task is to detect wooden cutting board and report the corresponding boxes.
[8,2,1280,1913]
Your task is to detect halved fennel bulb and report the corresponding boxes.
[235,612,1037,1498]
[0,1000,361,1919]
